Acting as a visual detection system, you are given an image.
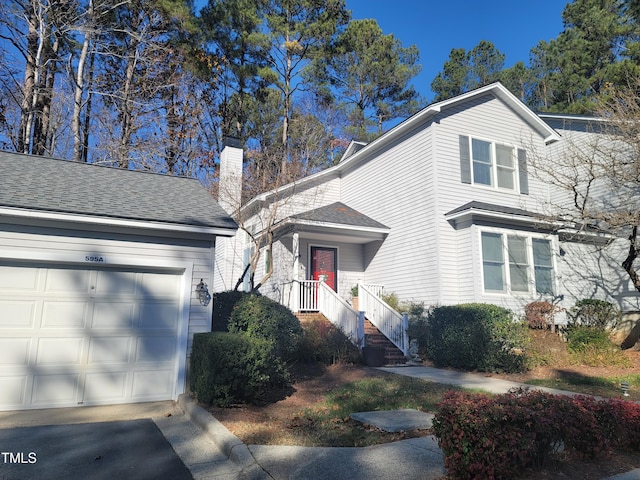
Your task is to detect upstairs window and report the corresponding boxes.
[460,135,528,194]
[481,231,554,295]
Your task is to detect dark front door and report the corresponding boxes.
[311,246,337,291]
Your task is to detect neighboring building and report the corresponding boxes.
[0,152,237,411]
[215,82,640,354]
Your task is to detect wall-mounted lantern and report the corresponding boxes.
[196,279,211,306]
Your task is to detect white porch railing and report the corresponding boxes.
[317,282,365,348]
[359,282,409,356]
[298,279,320,311]
[290,279,406,354]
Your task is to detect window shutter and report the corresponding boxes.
[459,136,471,184]
[518,148,529,194]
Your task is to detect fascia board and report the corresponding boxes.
[0,207,237,237]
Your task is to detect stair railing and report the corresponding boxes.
[358,282,409,356]
[317,281,365,348]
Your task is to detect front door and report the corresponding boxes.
[311,246,337,292]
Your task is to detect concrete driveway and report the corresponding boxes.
[0,402,193,480]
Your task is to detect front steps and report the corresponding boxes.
[295,313,406,365]
[364,319,406,365]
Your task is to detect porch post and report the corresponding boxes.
[357,310,365,349]
[292,232,300,312]
[402,313,409,356]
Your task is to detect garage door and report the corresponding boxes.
[0,262,183,411]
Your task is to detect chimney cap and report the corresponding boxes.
[222,136,243,149]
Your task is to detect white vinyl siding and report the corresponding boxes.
[481,231,554,295]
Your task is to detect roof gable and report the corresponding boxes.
[0,151,237,233]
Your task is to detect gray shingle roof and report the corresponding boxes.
[290,202,388,229]
[445,201,537,218]
[0,151,237,231]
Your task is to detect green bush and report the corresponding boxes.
[569,299,619,330]
[426,304,528,373]
[567,325,614,353]
[228,294,303,361]
[402,301,432,357]
[295,319,360,365]
[190,332,291,406]
[211,290,253,332]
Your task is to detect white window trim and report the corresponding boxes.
[467,136,520,192]
[479,228,557,296]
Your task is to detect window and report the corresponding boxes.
[481,232,554,295]
[533,239,553,294]
[460,136,527,193]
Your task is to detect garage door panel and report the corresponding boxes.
[41,301,87,328]
[0,338,31,366]
[135,336,176,363]
[83,371,128,402]
[0,266,39,290]
[88,337,131,364]
[36,338,84,365]
[0,377,27,406]
[31,373,80,405]
[44,268,91,293]
[139,302,179,329]
[141,273,181,297]
[92,302,135,328]
[0,301,36,327]
[132,370,173,399]
[95,271,137,295]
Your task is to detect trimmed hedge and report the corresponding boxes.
[190,332,290,406]
[228,294,303,361]
[426,304,528,373]
[433,389,640,480]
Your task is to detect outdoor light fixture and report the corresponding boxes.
[196,279,211,306]
[621,382,630,397]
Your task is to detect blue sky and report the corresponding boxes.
[345,0,569,101]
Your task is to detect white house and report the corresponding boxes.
[0,152,237,411]
[215,82,640,357]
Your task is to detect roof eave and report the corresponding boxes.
[0,206,237,237]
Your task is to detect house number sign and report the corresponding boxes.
[84,255,106,263]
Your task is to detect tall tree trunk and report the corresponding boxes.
[622,226,640,293]
[72,0,92,162]
[18,0,42,154]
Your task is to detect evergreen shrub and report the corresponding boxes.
[569,299,619,330]
[426,303,528,373]
[190,332,290,406]
[228,294,303,361]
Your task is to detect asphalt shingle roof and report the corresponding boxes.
[445,201,537,218]
[291,202,388,229]
[0,151,237,231]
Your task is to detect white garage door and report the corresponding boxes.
[0,262,183,411]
